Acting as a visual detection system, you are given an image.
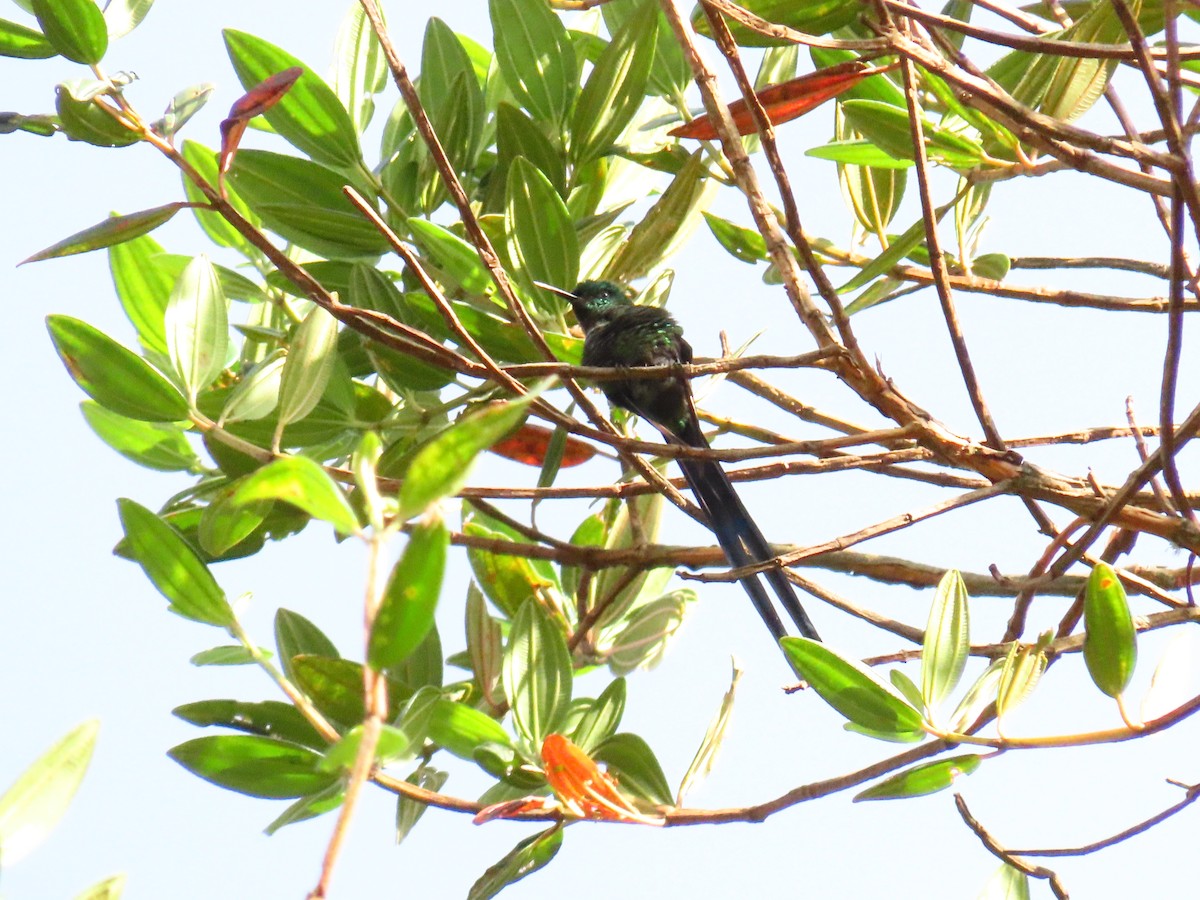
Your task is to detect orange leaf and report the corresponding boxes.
[541,734,663,825]
[669,61,899,140]
[489,422,596,468]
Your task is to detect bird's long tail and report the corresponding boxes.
[672,412,822,644]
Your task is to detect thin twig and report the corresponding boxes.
[954,794,1070,899]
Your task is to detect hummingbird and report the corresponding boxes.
[539,279,821,650]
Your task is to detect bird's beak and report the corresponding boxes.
[532,280,579,302]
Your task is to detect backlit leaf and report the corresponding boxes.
[32,0,106,63]
[504,599,572,744]
[47,316,189,422]
[0,720,98,866]
[168,735,337,799]
[369,516,449,669]
[117,498,234,627]
[782,638,925,737]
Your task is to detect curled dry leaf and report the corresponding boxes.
[219,66,304,175]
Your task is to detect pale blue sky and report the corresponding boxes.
[3,2,1199,898]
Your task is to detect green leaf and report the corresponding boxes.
[0,720,98,866]
[466,582,505,701]
[231,456,359,536]
[290,655,408,727]
[593,485,669,628]
[168,735,338,799]
[606,589,692,676]
[1083,563,1138,698]
[922,570,970,711]
[74,874,126,900]
[322,692,437,770]
[108,232,172,355]
[491,103,567,207]
[189,645,257,666]
[490,0,577,127]
[31,0,106,63]
[782,638,925,737]
[152,82,214,138]
[53,81,141,147]
[197,487,271,557]
[46,316,189,422]
[948,658,1004,733]
[263,781,344,835]
[227,149,389,259]
[103,0,154,40]
[806,140,914,169]
[395,764,448,844]
[978,864,1031,900]
[173,699,325,750]
[0,18,55,58]
[421,20,485,177]
[80,401,197,472]
[468,824,563,900]
[116,498,234,627]
[971,252,1010,281]
[703,212,767,264]
[854,753,981,801]
[503,599,573,744]
[218,352,285,424]
[569,678,626,754]
[397,390,543,519]
[332,3,387,134]
[837,113,907,236]
[603,0,689,99]
[693,0,861,47]
[407,218,491,294]
[506,157,578,294]
[427,699,511,761]
[368,516,449,669]
[839,200,954,294]
[889,668,924,711]
[570,0,657,166]
[0,111,58,136]
[842,100,983,169]
[275,608,339,683]
[388,624,443,691]
[996,637,1048,721]
[24,205,184,264]
[180,140,260,253]
[464,517,557,619]
[274,304,339,450]
[165,255,228,402]
[604,150,714,284]
[347,267,455,392]
[223,29,361,169]
[592,732,672,807]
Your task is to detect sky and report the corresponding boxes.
[3,1,1200,898]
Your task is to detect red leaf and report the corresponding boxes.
[488,422,596,468]
[219,66,303,175]
[669,61,899,140]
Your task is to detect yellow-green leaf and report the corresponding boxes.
[1083,562,1138,698]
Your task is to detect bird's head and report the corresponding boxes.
[535,280,631,332]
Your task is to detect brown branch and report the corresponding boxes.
[954,794,1070,900]
[1010,782,1200,857]
[899,53,1005,450]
